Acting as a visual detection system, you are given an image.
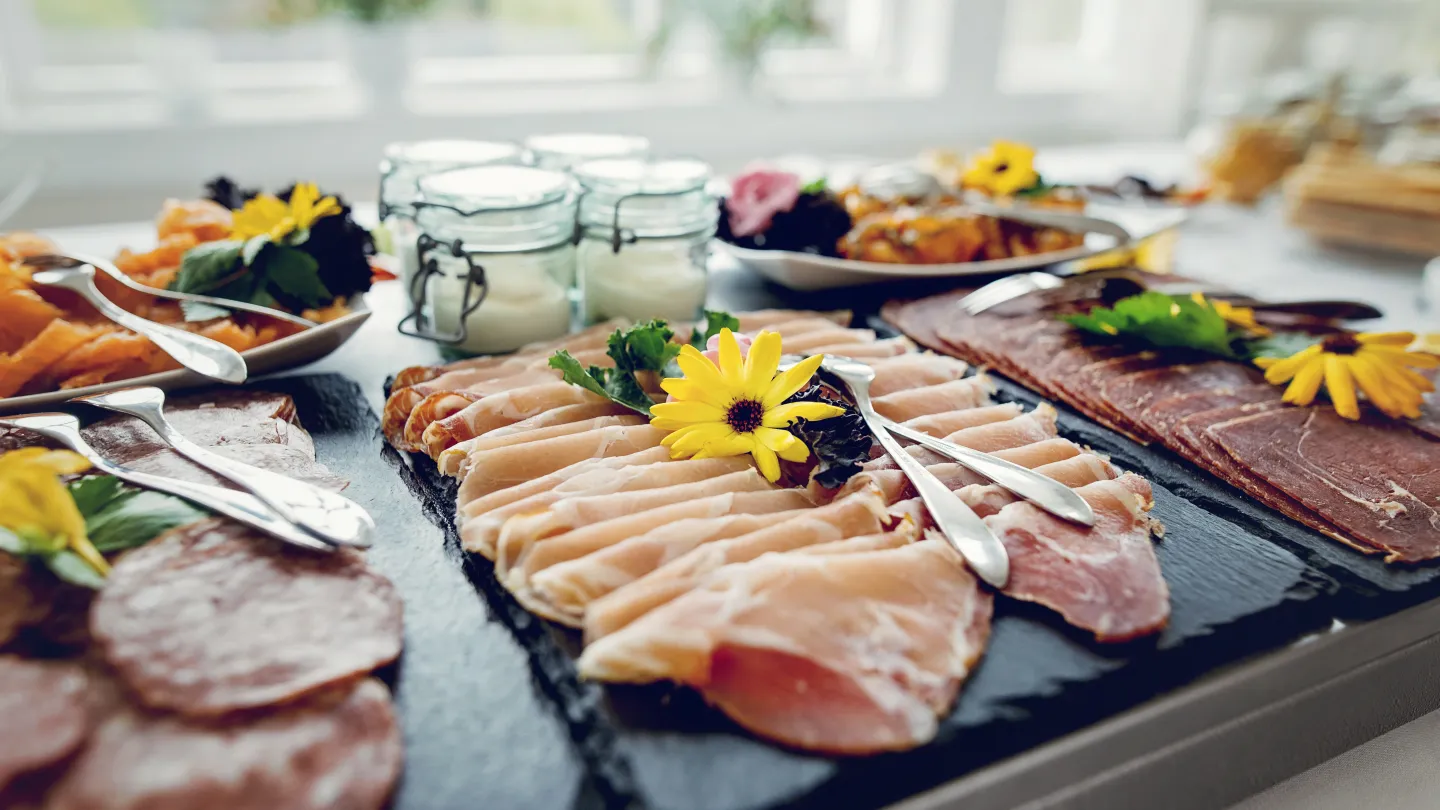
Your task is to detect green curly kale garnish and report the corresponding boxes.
[784,382,872,489]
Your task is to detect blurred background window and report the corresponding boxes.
[0,0,1436,226]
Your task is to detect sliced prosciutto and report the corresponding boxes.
[577,539,992,755]
[1209,407,1440,562]
[984,473,1169,642]
[457,425,668,502]
[902,402,1023,437]
[422,381,610,456]
[870,375,993,422]
[868,353,970,398]
[438,413,645,476]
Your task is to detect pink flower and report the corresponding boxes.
[702,331,753,366]
[725,168,800,237]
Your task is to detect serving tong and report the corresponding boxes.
[0,387,375,553]
[785,355,1096,589]
[958,268,1385,320]
[72,387,374,550]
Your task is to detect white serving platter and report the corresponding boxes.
[720,204,1189,291]
[0,299,371,414]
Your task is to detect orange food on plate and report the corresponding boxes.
[0,198,318,399]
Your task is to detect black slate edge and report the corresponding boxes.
[380,376,644,810]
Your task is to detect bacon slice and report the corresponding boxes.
[1209,407,1440,562]
[577,539,991,755]
[984,473,1168,642]
[0,656,90,791]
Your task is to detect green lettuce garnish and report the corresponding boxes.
[1062,292,1245,359]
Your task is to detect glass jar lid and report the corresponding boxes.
[525,133,651,170]
[380,139,525,218]
[415,165,577,252]
[574,158,717,242]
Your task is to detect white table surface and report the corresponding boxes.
[32,179,1439,810]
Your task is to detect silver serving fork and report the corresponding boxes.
[72,387,373,549]
[0,412,333,553]
[29,264,248,384]
[798,355,1010,588]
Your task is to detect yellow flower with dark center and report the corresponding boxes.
[650,329,847,482]
[229,182,342,244]
[0,448,109,576]
[1190,292,1270,336]
[1255,331,1438,420]
[962,141,1040,196]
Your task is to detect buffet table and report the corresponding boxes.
[36,194,1438,810]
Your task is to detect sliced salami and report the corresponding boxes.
[93,520,402,716]
[0,656,91,790]
[46,678,401,810]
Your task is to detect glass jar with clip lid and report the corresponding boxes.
[402,165,578,356]
[525,133,650,172]
[378,139,525,296]
[574,157,718,325]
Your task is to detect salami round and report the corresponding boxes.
[46,678,401,810]
[93,520,402,716]
[0,656,91,790]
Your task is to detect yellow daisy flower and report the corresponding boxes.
[962,141,1040,197]
[1191,292,1270,336]
[0,448,109,576]
[1255,331,1438,420]
[229,182,342,244]
[650,329,847,482]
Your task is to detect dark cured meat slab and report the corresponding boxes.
[1142,385,1279,447]
[1106,362,1269,437]
[1210,407,1440,563]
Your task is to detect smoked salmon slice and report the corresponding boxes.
[577,538,993,755]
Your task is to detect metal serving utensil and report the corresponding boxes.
[958,268,1384,320]
[72,387,373,549]
[874,413,1095,526]
[29,264,248,384]
[0,412,332,553]
[24,252,317,328]
[799,355,1010,588]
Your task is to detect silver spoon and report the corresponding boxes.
[72,387,373,549]
[24,252,317,328]
[29,264,248,384]
[0,412,332,553]
[873,414,1095,526]
[804,355,1010,588]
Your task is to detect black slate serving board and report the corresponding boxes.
[385,358,1342,810]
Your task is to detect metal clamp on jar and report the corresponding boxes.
[399,165,578,356]
[573,158,718,325]
[377,140,525,300]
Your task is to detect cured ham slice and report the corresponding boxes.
[871,375,993,422]
[865,418,1075,472]
[527,508,816,624]
[985,473,1168,642]
[461,456,750,556]
[495,469,778,574]
[0,657,90,791]
[458,447,667,518]
[752,316,854,337]
[507,489,815,623]
[779,328,877,352]
[942,404,1057,452]
[577,539,992,755]
[954,453,1118,517]
[475,401,633,441]
[584,486,891,642]
[438,414,646,476]
[805,336,915,360]
[457,425,669,502]
[901,402,1023,437]
[46,679,401,810]
[93,520,404,716]
[795,521,920,555]
[868,353,970,397]
[422,381,609,456]
[1209,407,1440,562]
[735,309,850,331]
[396,371,564,450]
